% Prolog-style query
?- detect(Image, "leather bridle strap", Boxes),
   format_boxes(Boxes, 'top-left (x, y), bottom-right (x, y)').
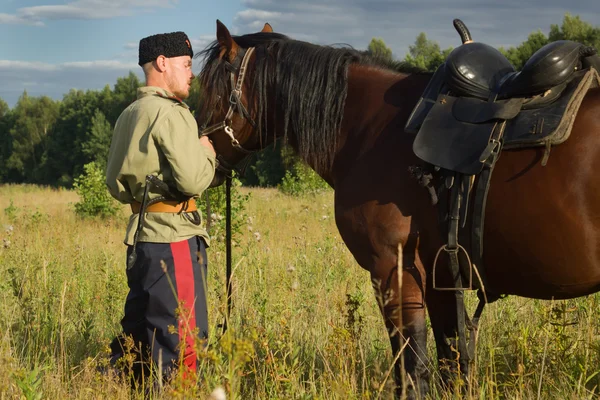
top-left (201, 47), bottom-right (256, 156)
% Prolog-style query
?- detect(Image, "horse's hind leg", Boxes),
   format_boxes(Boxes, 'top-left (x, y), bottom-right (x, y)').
top-left (426, 288), bottom-right (470, 391)
top-left (371, 243), bottom-right (429, 399)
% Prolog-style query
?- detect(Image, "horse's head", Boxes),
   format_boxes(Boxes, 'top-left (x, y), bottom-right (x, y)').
top-left (198, 20), bottom-right (283, 183)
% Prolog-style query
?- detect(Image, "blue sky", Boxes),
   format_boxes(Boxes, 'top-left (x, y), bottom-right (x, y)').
top-left (1, 0), bottom-right (599, 107)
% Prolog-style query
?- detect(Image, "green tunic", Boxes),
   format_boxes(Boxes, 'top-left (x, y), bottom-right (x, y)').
top-left (106, 86), bottom-right (216, 246)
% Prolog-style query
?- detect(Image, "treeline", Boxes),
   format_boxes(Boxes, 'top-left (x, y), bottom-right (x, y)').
top-left (0, 14), bottom-right (598, 187)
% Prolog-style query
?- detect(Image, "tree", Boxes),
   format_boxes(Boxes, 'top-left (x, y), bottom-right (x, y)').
top-left (6, 92), bottom-right (59, 182)
top-left (499, 13), bottom-right (600, 69)
top-left (0, 97), bottom-right (12, 182)
top-left (81, 109), bottom-right (112, 171)
top-left (42, 89), bottom-right (104, 186)
top-left (403, 32), bottom-right (452, 72)
top-left (367, 38), bottom-right (393, 61)
top-left (549, 13), bottom-right (600, 50)
top-left (108, 71), bottom-right (142, 124)
top-left (499, 30), bottom-right (549, 69)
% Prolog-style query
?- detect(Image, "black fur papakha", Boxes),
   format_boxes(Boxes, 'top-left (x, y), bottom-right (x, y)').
top-left (138, 31), bottom-right (193, 66)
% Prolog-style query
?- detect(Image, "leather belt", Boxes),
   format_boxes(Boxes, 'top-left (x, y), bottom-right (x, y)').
top-left (130, 199), bottom-right (197, 214)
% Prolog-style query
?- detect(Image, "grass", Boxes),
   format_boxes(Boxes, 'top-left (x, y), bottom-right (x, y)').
top-left (1, 184), bottom-right (599, 399)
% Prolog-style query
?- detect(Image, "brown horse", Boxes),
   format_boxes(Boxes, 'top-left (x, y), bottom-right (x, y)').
top-left (197, 21), bottom-right (600, 398)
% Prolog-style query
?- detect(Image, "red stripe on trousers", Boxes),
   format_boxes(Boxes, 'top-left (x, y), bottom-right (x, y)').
top-left (170, 240), bottom-right (197, 373)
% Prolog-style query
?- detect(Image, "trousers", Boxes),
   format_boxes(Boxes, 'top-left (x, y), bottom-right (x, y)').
top-left (110, 236), bottom-right (208, 381)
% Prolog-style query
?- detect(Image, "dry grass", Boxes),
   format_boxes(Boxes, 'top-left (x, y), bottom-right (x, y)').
top-left (1, 184), bottom-right (600, 399)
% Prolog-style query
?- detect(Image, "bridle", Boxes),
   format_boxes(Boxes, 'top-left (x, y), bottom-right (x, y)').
top-left (200, 47), bottom-right (258, 171)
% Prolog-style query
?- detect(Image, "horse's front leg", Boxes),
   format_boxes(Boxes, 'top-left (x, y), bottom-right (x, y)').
top-left (371, 243), bottom-right (429, 399)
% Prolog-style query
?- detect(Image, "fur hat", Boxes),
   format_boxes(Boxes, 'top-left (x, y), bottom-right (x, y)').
top-left (138, 31), bottom-right (193, 66)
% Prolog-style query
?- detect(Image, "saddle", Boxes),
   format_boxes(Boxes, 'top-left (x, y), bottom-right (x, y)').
top-left (406, 32), bottom-right (600, 299)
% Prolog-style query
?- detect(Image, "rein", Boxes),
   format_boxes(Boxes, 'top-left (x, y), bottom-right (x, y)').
top-left (201, 47), bottom-right (258, 335)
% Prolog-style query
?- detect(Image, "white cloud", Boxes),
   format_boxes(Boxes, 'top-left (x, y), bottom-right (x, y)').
top-left (0, 59), bottom-right (143, 107)
top-left (0, 0), bottom-right (179, 25)
top-left (231, 0), bottom-right (600, 59)
top-left (0, 12), bottom-right (43, 26)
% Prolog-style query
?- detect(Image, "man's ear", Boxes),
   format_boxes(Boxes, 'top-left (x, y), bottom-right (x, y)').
top-left (216, 19), bottom-right (239, 61)
top-left (154, 55), bottom-right (168, 72)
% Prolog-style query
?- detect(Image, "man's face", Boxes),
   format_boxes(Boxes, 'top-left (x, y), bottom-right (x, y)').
top-left (165, 55), bottom-right (194, 99)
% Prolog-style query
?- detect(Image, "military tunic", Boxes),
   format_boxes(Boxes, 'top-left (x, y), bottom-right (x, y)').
top-left (106, 86), bottom-right (215, 245)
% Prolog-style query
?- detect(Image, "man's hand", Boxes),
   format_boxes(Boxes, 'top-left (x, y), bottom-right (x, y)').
top-left (200, 136), bottom-right (216, 157)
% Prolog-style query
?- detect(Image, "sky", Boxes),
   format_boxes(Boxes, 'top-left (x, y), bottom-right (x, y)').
top-left (1, 0), bottom-right (599, 108)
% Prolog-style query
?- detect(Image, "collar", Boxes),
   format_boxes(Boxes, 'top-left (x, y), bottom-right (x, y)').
top-left (137, 86), bottom-right (189, 109)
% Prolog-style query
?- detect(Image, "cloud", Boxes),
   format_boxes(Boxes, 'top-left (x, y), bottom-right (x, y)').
top-left (0, 12), bottom-right (44, 26)
top-left (233, 0), bottom-right (600, 58)
top-left (0, 0), bottom-right (179, 25)
top-left (0, 59), bottom-right (142, 107)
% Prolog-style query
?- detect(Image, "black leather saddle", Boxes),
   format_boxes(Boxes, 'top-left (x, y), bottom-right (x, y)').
top-left (445, 40), bottom-right (591, 101)
top-left (407, 37), bottom-right (600, 174)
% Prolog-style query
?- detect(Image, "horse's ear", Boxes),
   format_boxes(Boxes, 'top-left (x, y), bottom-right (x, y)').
top-left (261, 23), bottom-right (273, 33)
top-left (216, 19), bottom-right (239, 59)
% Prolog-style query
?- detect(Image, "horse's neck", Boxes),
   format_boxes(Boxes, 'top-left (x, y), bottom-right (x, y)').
top-left (329, 65), bottom-right (428, 184)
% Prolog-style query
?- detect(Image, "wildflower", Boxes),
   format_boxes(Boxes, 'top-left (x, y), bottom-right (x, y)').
top-left (209, 386), bottom-right (226, 400)
top-left (3, 239), bottom-right (10, 248)
top-left (291, 280), bottom-right (299, 290)
top-left (287, 264), bottom-right (295, 272)
top-left (254, 231), bottom-right (261, 242)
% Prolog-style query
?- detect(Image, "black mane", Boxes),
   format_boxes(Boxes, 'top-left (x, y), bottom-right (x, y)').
top-left (197, 32), bottom-right (416, 174)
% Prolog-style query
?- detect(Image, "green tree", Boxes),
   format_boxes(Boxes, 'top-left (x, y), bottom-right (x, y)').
top-left (6, 92), bottom-right (59, 182)
top-left (81, 109), bottom-right (112, 171)
top-left (499, 30), bottom-right (549, 69)
top-left (108, 71), bottom-right (142, 123)
top-left (549, 13), bottom-right (600, 50)
top-left (499, 13), bottom-right (599, 69)
top-left (403, 32), bottom-right (452, 72)
top-left (0, 97), bottom-right (12, 182)
top-left (367, 38), bottom-right (393, 61)
top-left (42, 90), bottom-right (104, 186)
top-left (186, 79), bottom-right (204, 116)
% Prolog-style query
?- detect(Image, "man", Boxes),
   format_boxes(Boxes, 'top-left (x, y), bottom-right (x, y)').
top-left (105, 31), bottom-right (216, 382)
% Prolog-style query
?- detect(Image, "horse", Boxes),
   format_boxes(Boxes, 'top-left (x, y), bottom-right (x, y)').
top-left (196, 21), bottom-right (600, 399)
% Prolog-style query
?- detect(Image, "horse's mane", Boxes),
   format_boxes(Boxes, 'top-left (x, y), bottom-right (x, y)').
top-left (197, 32), bottom-right (418, 174)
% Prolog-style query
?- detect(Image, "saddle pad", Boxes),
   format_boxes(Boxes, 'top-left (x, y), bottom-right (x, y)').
top-left (504, 68), bottom-right (600, 148)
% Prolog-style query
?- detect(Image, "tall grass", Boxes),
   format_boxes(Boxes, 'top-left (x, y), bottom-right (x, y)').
top-left (1, 185), bottom-right (599, 399)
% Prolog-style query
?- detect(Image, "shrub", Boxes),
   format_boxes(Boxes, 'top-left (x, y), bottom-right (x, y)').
top-left (73, 162), bottom-right (119, 218)
top-left (279, 161), bottom-right (330, 196)
top-left (198, 175), bottom-right (249, 245)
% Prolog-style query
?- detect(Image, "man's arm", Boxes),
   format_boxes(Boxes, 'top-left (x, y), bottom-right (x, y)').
top-left (155, 108), bottom-right (216, 196)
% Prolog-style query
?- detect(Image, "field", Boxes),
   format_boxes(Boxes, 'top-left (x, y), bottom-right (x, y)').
top-left (1, 184), bottom-right (599, 399)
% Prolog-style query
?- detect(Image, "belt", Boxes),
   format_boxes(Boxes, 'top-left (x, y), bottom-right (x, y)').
top-left (130, 199), bottom-right (197, 214)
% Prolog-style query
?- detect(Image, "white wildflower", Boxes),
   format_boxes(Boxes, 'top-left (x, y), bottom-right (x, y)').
top-left (254, 231), bottom-right (261, 242)
top-left (208, 386), bottom-right (226, 400)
